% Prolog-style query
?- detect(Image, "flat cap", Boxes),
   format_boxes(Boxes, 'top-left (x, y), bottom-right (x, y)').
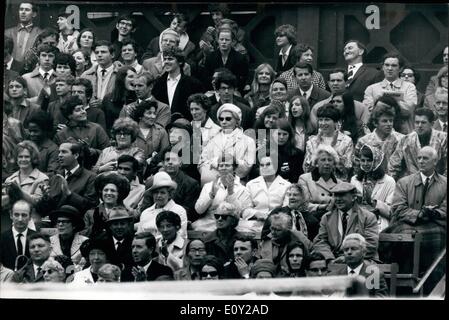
top-left (331, 182), bottom-right (356, 194)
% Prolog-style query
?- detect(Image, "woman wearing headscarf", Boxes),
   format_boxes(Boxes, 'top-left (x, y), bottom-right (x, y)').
top-left (350, 144), bottom-right (396, 232)
top-left (198, 103), bottom-right (256, 186)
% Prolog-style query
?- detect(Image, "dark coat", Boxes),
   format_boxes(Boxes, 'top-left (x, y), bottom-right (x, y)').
top-left (0, 228), bottom-right (36, 270)
top-left (275, 45), bottom-right (300, 75)
top-left (346, 65), bottom-right (382, 102)
top-left (104, 235), bottom-right (134, 270)
top-left (152, 73), bottom-right (204, 120)
top-left (121, 258), bottom-right (174, 282)
top-left (204, 229), bottom-right (239, 264)
top-left (11, 260), bottom-right (45, 283)
top-left (289, 85), bottom-right (331, 109)
top-left (9, 59), bottom-right (25, 75)
top-left (37, 139), bottom-right (59, 176)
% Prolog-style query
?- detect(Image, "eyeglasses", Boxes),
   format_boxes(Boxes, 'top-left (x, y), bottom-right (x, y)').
top-left (116, 131), bottom-right (131, 137)
top-left (400, 73), bottom-right (414, 78)
top-left (119, 21), bottom-right (133, 27)
top-left (201, 271), bottom-right (218, 277)
top-left (190, 248), bottom-right (206, 254)
top-left (56, 220), bottom-right (72, 225)
top-left (218, 117), bottom-right (233, 122)
top-left (42, 269), bottom-right (57, 275)
top-left (214, 214), bottom-right (229, 220)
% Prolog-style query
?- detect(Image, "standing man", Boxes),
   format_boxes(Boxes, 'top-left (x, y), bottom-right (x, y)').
top-left (56, 11), bottom-right (79, 54)
top-left (274, 24), bottom-right (299, 75)
top-left (5, 2), bottom-right (42, 62)
top-left (431, 87), bottom-right (448, 133)
top-left (4, 36), bottom-right (25, 74)
top-left (363, 52), bottom-right (418, 134)
top-left (112, 15), bottom-right (137, 61)
top-left (343, 40), bottom-right (380, 102)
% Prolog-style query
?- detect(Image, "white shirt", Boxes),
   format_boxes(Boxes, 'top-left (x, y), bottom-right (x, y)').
top-left (347, 263), bottom-right (363, 276)
top-left (143, 260), bottom-right (152, 274)
top-left (113, 236), bottom-right (123, 250)
top-left (438, 119), bottom-right (447, 130)
top-left (5, 57), bottom-right (13, 70)
top-left (279, 45), bottom-right (293, 65)
top-left (65, 164), bottom-right (80, 179)
top-left (299, 85), bottom-right (314, 100)
top-left (97, 64), bottom-right (114, 99)
top-left (167, 73), bottom-right (181, 108)
top-left (12, 228), bottom-right (28, 255)
top-left (39, 68), bottom-right (54, 80)
top-left (348, 62), bottom-right (363, 77)
top-left (420, 172), bottom-right (434, 185)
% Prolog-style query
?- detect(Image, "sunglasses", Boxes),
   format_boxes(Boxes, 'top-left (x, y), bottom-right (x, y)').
top-left (400, 73), bottom-right (414, 77)
top-left (214, 214), bottom-right (229, 220)
top-left (201, 271), bottom-right (218, 277)
top-left (116, 131), bottom-right (131, 136)
top-left (218, 117), bottom-right (233, 122)
top-left (56, 220), bottom-right (71, 225)
top-left (42, 269), bottom-right (57, 275)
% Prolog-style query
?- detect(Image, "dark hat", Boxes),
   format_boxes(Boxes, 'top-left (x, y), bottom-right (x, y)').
top-left (50, 205), bottom-right (85, 233)
top-left (250, 259), bottom-right (276, 277)
top-left (94, 172), bottom-right (130, 204)
top-left (80, 238), bottom-right (113, 260)
top-left (331, 182), bottom-right (356, 194)
top-left (166, 117), bottom-right (193, 137)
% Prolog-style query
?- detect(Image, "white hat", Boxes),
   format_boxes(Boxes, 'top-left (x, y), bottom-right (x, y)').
top-left (149, 172), bottom-right (178, 191)
top-left (217, 103), bottom-right (242, 126)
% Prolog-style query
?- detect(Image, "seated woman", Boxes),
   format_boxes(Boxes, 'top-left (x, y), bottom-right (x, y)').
top-left (400, 65), bottom-right (424, 107)
top-left (4, 76), bottom-right (39, 123)
top-left (199, 255), bottom-right (224, 280)
top-left (303, 104), bottom-right (353, 181)
top-left (255, 78), bottom-right (289, 119)
top-left (278, 241), bottom-right (308, 278)
top-left (350, 144), bottom-right (396, 232)
top-left (194, 153), bottom-right (251, 232)
top-left (92, 117), bottom-right (145, 175)
top-left (188, 93), bottom-right (220, 148)
top-left (137, 172), bottom-right (187, 241)
top-left (288, 95), bottom-right (314, 152)
top-left (97, 264), bottom-right (122, 283)
top-left (252, 104), bottom-right (283, 153)
top-left (72, 238), bottom-right (112, 284)
top-left (244, 63), bottom-right (276, 111)
top-left (241, 155), bottom-right (290, 233)
top-left (174, 239), bottom-right (207, 280)
top-left (298, 145), bottom-right (343, 220)
top-left (198, 103), bottom-right (256, 186)
top-left (424, 66), bottom-right (448, 111)
top-left (155, 210), bottom-right (187, 272)
top-left (41, 258), bottom-right (68, 283)
top-left (49, 205), bottom-right (88, 267)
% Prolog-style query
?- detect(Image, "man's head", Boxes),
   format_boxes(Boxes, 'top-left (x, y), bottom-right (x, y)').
top-left (94, 40), bottom-right (114, 68)
top-left (57, 12), bottom-right (72, 32)
top-left (18, 2), bottom-right (37, 24)
top-left (163, 148), bottom-right (183, 176)
top-left (187, 239), bottom-right (207, 268)
top-left (54, 75), bottom-right (74, 98)
top-left (217, 27), bottom-right (234, 53)
top-left (107, 206), bottom-right (133, 240)
top-left (116, 15), bottom-right (136, 38)
top-left (133, 72), bottom-right (156, 99)
top-left (37, 44), bottom-right (58, 71)
top-left (327, 69), bottom-right (347, 94)
top-left (293, 62), bottom-right (313, 91)
top-left (216, 71), bottom-right (237, 103)
top-left (342, 233), bottom-right (366, 269)
top-left (414, 108), bottom-right (435, 137)
top-left (332, 182), bottom-right (357, 212)
top-left (55, 52), bottom-right (76, 77)
top-left (160, 29), bottom-right (180, 52)
top-left (38, 28), bottom-right (59, 47)
top-left (371, 97), bottom-right (397, 136)
top-left (382, 52), bottom-right (404, 82)
top-left (162, 47), bottom-right (183, 74)
top-left (274, 24), bottom-right (297, 48)
top-left (71, 78), bottom-right (93, 105)
top-left (343, 40), bottom-right (366, 65)
top-left (58, 141), bottom-right (80, 170)
top-left (117, 154), bottom-right (138, 182)
top-left (132, 232), bottom-right (156, 266)
top-left (443, 46), bottom-right (448, 66)
top-left (306, 252), bottom-right (328, 277)
top-left (10, 200), bottom-right (32, 233)
top-left (233, 236), bottom-right (257, 264)
top-left (434, 87), bottom-right (448, 119)
top-left (121, 39), bottom-right (139, 63)
top-left (28, 233), bottom-right (52, 265)
top-left (269, 213), bottom-right (291, 242)
top-left (208, 4), bottom-right (229, 26)
top-left (417, 146), bottom-right (438, 176)
top-left (60, 95), bottom-right (86, 123)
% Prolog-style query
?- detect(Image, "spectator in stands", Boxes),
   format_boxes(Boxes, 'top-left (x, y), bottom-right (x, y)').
top-left (83, 172), bottom-right (130, 238)
top-left (188, 93), bottom-right (221, 148)
top-left (400, 65), bottom-right (423, 107)
top-left (5, 140), bottom-right (49, 207)
top-left (155, 210), bottom-right (187, 272)
top-left (350, 144), bottom-right (395, 232)
top-left (245, 63), bottom-right (276, 110)
top-left (174, 239), bottom-right (207, 280)
top-left (137, 172), bottom-right (188, 240)
top-left (4, 36), bottom-right (25, 74)
top-left (423, 66), bottom-right (448, 111)
top-left (4, 76), bottom-right (39, 123)
top-left (198, 104), bottom-right (256, 186)
top-left (254, 78), bottom-right (290, 118)
top-left (223, 236), bottom-right (258, 279)
top-left (12, 233), bottom-right (52, 283)
top-left (41, 257), bottom-right (68, 283)
top-left (356, 96), bottom-right (405, 171)
top-left (56, 11), bottom-right (79, 54)
top-left (303, 104), bottom-right (353, 180)
top-left (97, 263), bottom-right (122, 282)
top-left (0, 263), bottom-right (14, 282)
top-left (47, 74), bottom-right (74, 130)
top-left (312, 182), bottom-right (379, 263)
top-left (112, 15), bottom-right (137, 61)
top-left (22, 28), bottom-right (59, 75)
top-left (431, 87), bottom-right (448, 133)
top-left (288, 95), bottom-right (314, 151)
top-left (76, 28), bottom-right (97, 66)
top-left (299, 145), bottom-right (343, 220)
top-left (152, 47), bottom-right (204, 120)
top-left (425, 46), bottom-right (448, 97)
top-left (92, 118), bottom-right (145, 175)
top-left (250, 259), bottom-right (277, 279)
top-left (117, 155), bottom-right (145, 212)
top-left (388, 108), bottom-right (447, 180)
top-left (328, 233), bottom-right (388, 297)
top-left (199, 255), bottom-right (224, 280)
top-left (279, 44), bottom-right (326, 91)
top-left (279, 241), bottom-right (308, 278)
top-left (202, 202), bottom-right (242, 264)
top-left (5, 2), bottom-right (42, 63)
top-left (363, 52), bottom-right (418, 134)
top-left (0, 200), bottom-right (36, 270)
top-left (252, 104), bottom-right (283, 155)
top-left (120, 39), bottom-right (143, 74)
top-left (343, 40), bottom-right (380, 102)
top-left (49, 205), bottom-right (88, 266)
top-left (72, 49), bottom-right (91, 78)
top-left (305, 251), bottom-right (328, 277)
top-left (274, 24), bottom-right (298, 75)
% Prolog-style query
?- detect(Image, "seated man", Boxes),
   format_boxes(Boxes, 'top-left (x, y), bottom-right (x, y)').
top-left (305, 251), bottom-right (329, 277)
top-left (312, 182), bottom-right (379, 263)
top-left (328, 233), bottom-right (388, 298)
top-left (116, 155), bottom-right (145, 213)
top-left (223, 235), bottom-right (258, 279)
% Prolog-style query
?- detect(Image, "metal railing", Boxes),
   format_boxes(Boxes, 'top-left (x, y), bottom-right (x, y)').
top-left (413, 248), bottom-right (446, 295)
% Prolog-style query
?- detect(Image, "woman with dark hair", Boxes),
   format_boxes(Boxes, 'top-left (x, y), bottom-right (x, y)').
top-left (4, 76), bottom-right (39, 123)
top-left (101, 65), bottom-right (138, 133)
top-left (288, 95), bottom-right (314, 152)
top-left (350, 144), bottom-right (395, 232)
top-left (174, 239), bottom-right (207, 280)
top-left (271, 118), bottom-right (304, 183)
top-left (279, 241), bottom-right (308, 278)
top-left (188, 93), bottom-right (220, 147)
top-left (255, 78), bottom-right (289, 120)
top-left (77, 28), bottom-right (97, 65)
top-left (24, 110), bottom-right (59, 176)
top-left (199, 255), bottom-right (224, 280)
top-left (92, 117), bottom-right (145, 175)
top-left (129, 100), bottom-right (169, 160)
top-left (400, 65), bottom-right (423, 107)
top-left (253, 104), bottom-right (284, 154)
top-left (82, 172), bottom-right (131, 238)
top-left (244, 63), bottom-right (276, 110)
top-left (72, 49), bottom-right (91, 78)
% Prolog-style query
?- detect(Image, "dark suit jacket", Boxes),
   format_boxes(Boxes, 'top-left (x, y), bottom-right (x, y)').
top-left (275, 45), bottom-right (299, 75)
top-left (346, 65), bottom-right (382, 102)
top-left (104, 235), bottom-right (134, 270)
top-left (0, 228), bottom-right (36, 270)
top-left (11, 260), bottom-right (45, 283)
top-left (328, 262), bottom-right (389, 297)
top-left (121, 258), bottom-right (174, 282)
top-left (9, 59), bottom-right (25, 74)
top-left (204, 229), bottom-right (239, 264)
top-left (209, 100), bottom-right (254, 130)
top-left (5, 25), bottom-right (42, 62)
top-left (204, 48), bottom-right (249, 94)
top-left (289, 85), bottom-right (331, 109)
top-left (152, 73), bottom-right (204, 120)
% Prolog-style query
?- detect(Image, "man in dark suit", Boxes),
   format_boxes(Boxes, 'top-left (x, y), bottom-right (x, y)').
top-left (328, 233), bottom-right (388, 297)
top-left (223, 236), bottom-right (258, 279)
top-left (123, 232), bottom-right (173, 281)
top-left (289, 62), bottom-right (331, 109)
top-left (5, 2), bottom-right (42, 63)
top-left (274, 24), bottom-right (299, 75)
top-left (204, 27), bottom-right (249, 95)
top-left (152, 47), bottom-right (204, 121)
top-left (0, 200), bottom-right (36, 270)
top-left (343, 40), bottom-right (381, 102)
top-left (11, 233), bottom-right (51, 283)
top-left (4, 36), bottom-right (25, 74)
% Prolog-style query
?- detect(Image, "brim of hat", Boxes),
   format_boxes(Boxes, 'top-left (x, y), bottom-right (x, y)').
top-left (149, 182), bottom-right (177, 191)
top-left (106, 216), bottom-right (134, 223)
top-left (50, 210), bottom-right (85, 232)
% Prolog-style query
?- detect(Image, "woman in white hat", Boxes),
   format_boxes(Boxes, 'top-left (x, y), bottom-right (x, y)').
top-left (136, 172), bottom-right (187, 240)
top-left (198, 103), bottom-right (256, 186)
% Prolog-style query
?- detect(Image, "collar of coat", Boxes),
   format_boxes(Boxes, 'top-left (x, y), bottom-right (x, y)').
top-left (311, 167), bottom-right (338, 183)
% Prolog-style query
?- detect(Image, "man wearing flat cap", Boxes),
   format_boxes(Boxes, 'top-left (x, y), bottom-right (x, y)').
top-left (312, 182), bottom-right (379, 264)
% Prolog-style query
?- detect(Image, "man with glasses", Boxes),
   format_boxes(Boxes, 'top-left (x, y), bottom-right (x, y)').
top-left (112, 15), bottom-right (137, 62)
top-left (363, 52), bottom-right (418, 134)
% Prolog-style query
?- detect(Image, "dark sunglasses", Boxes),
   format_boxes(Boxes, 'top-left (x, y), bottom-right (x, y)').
top-left (201, 271), bottom-right (218, 277)
top-left (218, 116), bottom-right (233, 122)
top-left (42, 269), bottom-right (57, 275)
top-left (214, 214), bottom-right (229, 220)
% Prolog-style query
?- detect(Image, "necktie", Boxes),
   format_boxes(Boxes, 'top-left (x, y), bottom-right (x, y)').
top-left (347, 65), bottom-right (355, 80)
top-left (342, 212), bottom-right (348, 236)
top-left (349, 270), bottom-right (355, 276)
top-left (101, 69), bottom-right (107, 78)
top-left (421, 177), bottom-right (430, 207)
top-left (17, 233), bottom-right (24, 256)
top-left (442, 123), bottom-right (447, 132)
top-left (65, 170), bottom-right (72, 180)
top-left (293, 210), bottom-right (308, 238)
top-left (43, 72), bottom-right (49, 82)
top-left (36, 267), bottom-right (43, 278)
top-left (116, 241), bottom-right (123, 253)
top-left (282, 53), bottom-right (288, 66)
top-left (302, 92), bottom-right (307, 98)
top-left (390, 82), bottom-right (394, 90)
